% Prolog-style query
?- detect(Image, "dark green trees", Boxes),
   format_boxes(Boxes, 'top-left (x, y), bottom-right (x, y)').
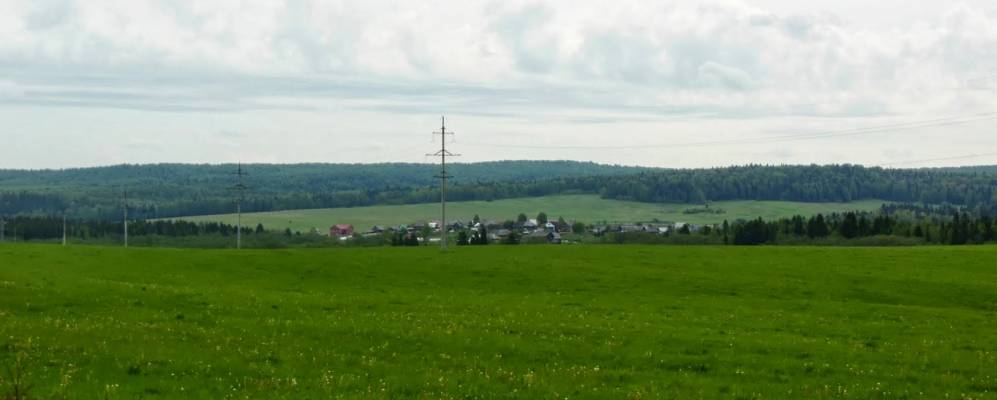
top-left (807, 214), bottom-right (830, 238)
top-left (536, 212), bottom-right (548, 225)
top-left (840, 213), bottom-right (860, 239)
top-left (733, 218), bottom-right (774, 245)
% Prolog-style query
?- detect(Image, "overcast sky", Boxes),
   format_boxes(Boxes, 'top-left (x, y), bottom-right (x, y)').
top-left (1, 0), bottom-right (996, 169)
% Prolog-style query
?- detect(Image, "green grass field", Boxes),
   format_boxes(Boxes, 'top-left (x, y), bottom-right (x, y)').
top-left (177, 195), bottom-right (887, 232)
top-left (1, 244), bottom-right (995, 398)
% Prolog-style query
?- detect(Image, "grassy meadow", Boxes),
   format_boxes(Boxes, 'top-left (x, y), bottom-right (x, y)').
top-left (1, 244), bottom-right (995, 399)
top-left (176, 195), bottom-right (887, 232)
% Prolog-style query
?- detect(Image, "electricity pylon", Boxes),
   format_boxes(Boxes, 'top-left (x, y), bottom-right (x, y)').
top-left (427, 116), bottom-right (458, 250)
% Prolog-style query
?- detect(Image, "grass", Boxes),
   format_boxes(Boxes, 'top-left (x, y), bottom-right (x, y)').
top-left (1, 243), bottom-right (995, 398)
top-left (175, 195), bottom-right (887, 232)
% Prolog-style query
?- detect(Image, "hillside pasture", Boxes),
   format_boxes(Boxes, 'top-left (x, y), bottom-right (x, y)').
top-left (175, 195), bottom-right (886, 232)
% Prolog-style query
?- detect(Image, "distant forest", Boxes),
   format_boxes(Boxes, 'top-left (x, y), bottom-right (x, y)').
top-left (1, 162), bottom-right (995, 219)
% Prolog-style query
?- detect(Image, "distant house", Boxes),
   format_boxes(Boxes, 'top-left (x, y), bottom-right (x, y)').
top-left (547, 231), bottom-right (562, 244)
top-left (556, 221), bottom-right (573, 233)
top-left (591, 225), bottom-right (617, 236)
top-left (544, 222), bottom-right (557, 232)
top-left (620, 224), bottom-right (643, 233)
top-left (525, 230), bottom-right (562, 244)
top-left (523, 219), bottom-right (539, 230)
top-left (330, 224), bottom-right (354, 237)
top-left (428, 221), bottom-right (440, 230)
top-left (369, 225), bottom-right (386, 234)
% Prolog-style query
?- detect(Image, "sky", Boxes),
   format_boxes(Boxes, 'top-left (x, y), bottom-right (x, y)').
top-left (1, 0), bottom-right (996, 169)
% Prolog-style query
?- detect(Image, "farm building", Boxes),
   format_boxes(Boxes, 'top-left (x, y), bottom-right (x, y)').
top-left (526, 230), bottom-right (562, 244)
top-left (330, 224), bottom-right (354, 237)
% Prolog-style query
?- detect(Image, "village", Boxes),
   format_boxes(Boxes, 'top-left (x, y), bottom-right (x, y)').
top-left (326, 215), bottom-right (707, 244)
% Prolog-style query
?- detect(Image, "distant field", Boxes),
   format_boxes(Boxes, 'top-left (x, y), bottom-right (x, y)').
top-left (176, 195), bottom-right (887, 232)
top-left (1, 244), bottom-right (995, 398)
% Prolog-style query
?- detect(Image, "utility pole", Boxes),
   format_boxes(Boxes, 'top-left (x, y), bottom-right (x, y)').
top-left (428, 116), bottom-right (458, 250)
top-left (233, 163), bottom-right (248, 250)
top-left (62, 214), bottom-right (67, 246)
top-left (122, 190), bottom-right (129, 248)
top-left (0, 216), bottom-right (5, 242)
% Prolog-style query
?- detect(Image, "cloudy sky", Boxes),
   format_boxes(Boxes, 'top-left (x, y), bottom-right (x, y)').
top-left (1, 0), bottom-right (996, 169)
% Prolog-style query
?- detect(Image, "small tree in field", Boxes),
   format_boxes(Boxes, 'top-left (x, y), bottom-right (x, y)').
top-left (536, 212), bottom-right (548, 225)
top-left (722, 220), bottom-right (729, 245)
top-left (472, 227), bottom-right (489, 245)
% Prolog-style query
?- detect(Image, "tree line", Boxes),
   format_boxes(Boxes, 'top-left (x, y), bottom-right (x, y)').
top-left (0, 216), bottom-right (261, 241)
top-left (659, 210), bottom-right (995, 246)
top-left (0, 161), bottom-right (646, 219)
top-left (2, 164), bottom-right (996, 220)
top-left (3, 207), bottom-right (994, 248)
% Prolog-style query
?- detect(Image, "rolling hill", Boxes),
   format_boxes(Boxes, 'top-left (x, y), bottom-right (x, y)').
top-left (2, 162), bottom-right (994, 220)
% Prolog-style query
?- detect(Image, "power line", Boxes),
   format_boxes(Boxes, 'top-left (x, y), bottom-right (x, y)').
top-left (878, 153), bottom-right (997, 167)
top-left (460, 112), bottom-right (997, 150)
top-left (232, 163), bottom-right (249, 250)
top-left (122, 190), bottom-right (129, 248)
top-left (428, 116), bottom-right (458, 250)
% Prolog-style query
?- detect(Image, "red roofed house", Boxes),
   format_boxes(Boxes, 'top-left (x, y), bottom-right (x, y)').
top-left (330, 224), bottom-right (354, 237)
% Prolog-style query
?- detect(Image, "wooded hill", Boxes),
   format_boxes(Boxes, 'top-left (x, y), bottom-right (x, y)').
top-left (1, 162), bottom-right (995, 219)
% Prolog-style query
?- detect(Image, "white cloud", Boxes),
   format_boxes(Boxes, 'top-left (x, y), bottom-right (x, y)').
top-left (0, 0), bottom-right (996, 168)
